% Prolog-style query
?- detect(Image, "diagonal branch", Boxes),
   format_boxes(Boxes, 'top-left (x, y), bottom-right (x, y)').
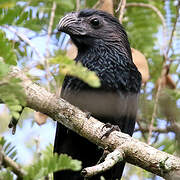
top-left (7, 67), bottom-right (180, 179)
top-left (1, 150), bottom-right (26, 179)
top-left (116, 0), bottom-right (127, 23)
top-left (3, 25), bottom-right (45, 64)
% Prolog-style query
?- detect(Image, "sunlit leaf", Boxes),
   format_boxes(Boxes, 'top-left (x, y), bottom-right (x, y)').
top-left (24, 153), bottom-right (81, 180)
top-left (0, 30), bottom-right (17, 65)
top-left (51, 55), bottom-right (101, 88)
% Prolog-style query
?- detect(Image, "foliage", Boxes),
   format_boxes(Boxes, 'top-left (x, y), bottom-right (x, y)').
top-left (0, 30), bottom-right (17, 65)
top-left (0, 137), bottom-right (17, 179)
top-left (0, 0), bottom-right (179, 180)
top-left (51, 54), bottom-right (101, 88)
top-left (0, 30), bottom-right (26, 120)
top-left (24, 144), bottom-right (81, 180)
top-left (0, 168), bottom-right (14, 180)
top-left (0, 139), bottom-right (81, 180)
top-left (0, 136), bottom-right (18, 161)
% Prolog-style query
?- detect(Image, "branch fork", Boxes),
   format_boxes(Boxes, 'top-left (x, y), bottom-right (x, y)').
top-left (3, 67), bottom-right (180, 179)
top-left (82, 148), bottom-right (124, 177)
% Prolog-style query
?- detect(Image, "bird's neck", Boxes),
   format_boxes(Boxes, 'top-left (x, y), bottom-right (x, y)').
top-left (75, 42), bottom-right (141, 93)
top-left (76, 41), bottom-right (133, 67)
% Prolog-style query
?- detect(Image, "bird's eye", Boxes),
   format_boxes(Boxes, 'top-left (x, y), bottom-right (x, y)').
top-left (90, 18), bottom-right (100, 26)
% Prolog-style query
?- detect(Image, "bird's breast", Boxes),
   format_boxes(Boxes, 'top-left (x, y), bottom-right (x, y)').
top-left (62, 85), bottom-right (138, 120)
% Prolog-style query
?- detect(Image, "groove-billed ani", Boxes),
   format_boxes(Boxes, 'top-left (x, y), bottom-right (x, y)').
top-left (54, 9), bottom-right (141, 180)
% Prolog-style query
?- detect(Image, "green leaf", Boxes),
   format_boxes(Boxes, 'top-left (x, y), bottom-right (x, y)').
top-left (0, 168), bottom-right (13, 180)
top-left (0, 0), bottom-right (16, 9)
top-left (51, 55), bottom-right (101, 88)
top-left (0, 136), bottom-right (18, 161)
top-left (0, 61), bottom-right (10, 78)
top-left (0, 76), bottom-right (26, 119)
top-left (0, 30), bottom-right (17, 65)
top-left (0, 2), bottom-right (15, 9)
top-left (24, 153), bottom-right (81, 180)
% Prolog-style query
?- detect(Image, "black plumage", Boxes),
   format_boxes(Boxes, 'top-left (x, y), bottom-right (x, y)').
top-left (54, 9), bottom-right (141, 180)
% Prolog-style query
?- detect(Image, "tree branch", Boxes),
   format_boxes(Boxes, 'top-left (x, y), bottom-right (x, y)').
top-left (116, 0), bottom-right (126, 23)
top-left (125, 3), bottom-right (166, 31)
top-left (82, 149), bottom-right (124, 177)
top-left (7, 67), bottom-right (180, 179)
top-left (3, 25), bottom-right (45, 64)
top-left (76, 0), bottom-right (80, 11)
top-left (147, 3), bottom-right (180, 144)
top-left (1, 151), bottom-right (26, 179)
top-left (45, 1), bottom-right (57, 92)
top-left (125, 2), bottom-right (180, 145)
top-left (125, 2), bottom-right (167, 56)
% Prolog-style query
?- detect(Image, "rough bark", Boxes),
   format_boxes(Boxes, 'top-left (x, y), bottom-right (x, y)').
top-left (7, 67), bottom-right (180, 179)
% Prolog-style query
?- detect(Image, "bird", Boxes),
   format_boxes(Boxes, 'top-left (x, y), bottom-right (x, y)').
top-left (54, 9), bottom-right (142, 180)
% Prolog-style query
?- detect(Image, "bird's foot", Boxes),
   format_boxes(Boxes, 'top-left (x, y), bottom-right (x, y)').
top-left (101, 123), bottom-right (121, 139)
top-left (85, 111), bottom-right (91, 119)
top-left (97, 147), bottom-right (110, 164)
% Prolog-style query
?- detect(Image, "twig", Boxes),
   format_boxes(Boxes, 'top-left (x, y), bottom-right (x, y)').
top-left (125, 2), bottom-right (179, 144)
top-left (116, 0), bottom-right (127, 23)
top-left (3, 25), bottom-right (45, 64)
top-left (125, 3), bottom-right (166, 31)
top-left (82, 149), bottom-right (124, 177)
top-left (45, 1), bottom-right (56, 58)
top-left (35, 136), bottom-right (42, 160)
top-left (29, 31), bottom-right (58, 40)
top-left (76, 0), bottom-right (80, 11)
top-left (135, 124), bottom-right (180, 134)
top-left (125, 2), bottom-right (167, 55)
top-left (115, 0), bottom-right (122, 13)
top-left (147, 3), bottom-right (180, 144)
top-left (93, 0), bottom-right (101, 9)
top-left (147, 83), bottom-right (161, 144)
top-left (166, 1), bottom-right (180, 59)
top-left (45, 1), bottom-right (57, 91)
top-left (1, 151), bottom-right (26, 179)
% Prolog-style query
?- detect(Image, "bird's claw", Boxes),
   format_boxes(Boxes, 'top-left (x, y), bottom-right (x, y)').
top-left (97, 147), bottom-right (110, 164)
top-left (85, 111), bottom-right (91, 119)
top-left (101, 123), bottom-right (121, 139)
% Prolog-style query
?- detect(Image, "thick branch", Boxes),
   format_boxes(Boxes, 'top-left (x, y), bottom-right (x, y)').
top-left (8, 67), bottom-right (180, 179)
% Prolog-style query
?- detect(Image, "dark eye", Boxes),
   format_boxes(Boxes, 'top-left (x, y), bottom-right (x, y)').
top-left (90, 18), bottom-right (100, 26)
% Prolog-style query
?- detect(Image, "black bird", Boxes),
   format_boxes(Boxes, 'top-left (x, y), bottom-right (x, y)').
top-left (54, 9), bottom-right (141, 180)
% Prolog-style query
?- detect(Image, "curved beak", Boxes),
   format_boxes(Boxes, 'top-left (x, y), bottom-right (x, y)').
top-left (57, 12), bottom-right (86, 36)
top-left (58, 12), bottom-right (78, 32)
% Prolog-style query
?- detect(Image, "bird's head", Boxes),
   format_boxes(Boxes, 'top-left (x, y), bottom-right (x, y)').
top-left (58, 9), bottom-right (131, 57)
